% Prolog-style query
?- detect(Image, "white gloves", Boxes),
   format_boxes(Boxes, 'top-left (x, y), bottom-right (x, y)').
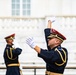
top-left (46, 16), bottom-right (56, 23)
top-left (26, 37), bottom-right (36, 49)
top-left (13, 40), bottom-right (21, 48)
top-left (50, 17), bottom-right (56, 23)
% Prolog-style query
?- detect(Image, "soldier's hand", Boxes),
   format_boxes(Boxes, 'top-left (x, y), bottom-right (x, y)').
top-left (26, 37), bottom-right (36, 49)
top-left (13, 40), bottom-right (21, 48)
top-left (50, 16), bottom-right (56, 23)
top-left (47, 17), bottom-right (56, 28)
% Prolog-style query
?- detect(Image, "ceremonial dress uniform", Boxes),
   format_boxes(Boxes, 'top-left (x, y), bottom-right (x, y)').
top-left (38, 28), bottom-right (68, 75)
top-left (26, 20), bottom-right (68, 75)
top-left (3, 34), bottom-right (22, 75)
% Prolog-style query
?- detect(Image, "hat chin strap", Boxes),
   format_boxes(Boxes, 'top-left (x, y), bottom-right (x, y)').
top-left (56, 36), bottom-right (63, 42)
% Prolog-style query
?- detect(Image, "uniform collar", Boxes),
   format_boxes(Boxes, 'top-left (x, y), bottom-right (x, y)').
top-left (6, 44), bottom-right (12, 47)
top-left (51, 45), bottom-right (62, 51)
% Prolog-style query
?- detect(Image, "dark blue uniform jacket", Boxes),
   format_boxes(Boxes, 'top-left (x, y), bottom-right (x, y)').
top-left (3, 44), bottom-right (22, 75)
top-left (38, 28), bottom-right (68, 74)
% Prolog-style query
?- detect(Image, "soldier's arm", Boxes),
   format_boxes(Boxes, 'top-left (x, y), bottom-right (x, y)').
top-left (12, 48), bottom-right (22, 55)
top-left (34, 46), bottom-right (41, 53)
top-left (44, 20), bottom-right (52, 50)
top-left (47, 20), bottom-right (52, 28)
top-left (30, 20), bottom-right (52, 53)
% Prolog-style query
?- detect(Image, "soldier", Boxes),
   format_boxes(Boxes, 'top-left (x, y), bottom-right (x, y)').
top-left (26, 20), bottom-right (68, 75)
top-left (3, 33), bottom-right (22, 75)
